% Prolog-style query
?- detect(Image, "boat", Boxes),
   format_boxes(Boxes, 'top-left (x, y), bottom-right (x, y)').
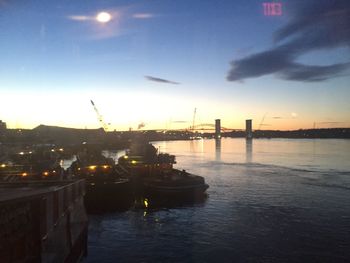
top-left (69, 148), bottom-right (133, 213)
top-left (117, 142), bottom-right (209, 205)
top-left (0, 148), bottom-right (64, 181)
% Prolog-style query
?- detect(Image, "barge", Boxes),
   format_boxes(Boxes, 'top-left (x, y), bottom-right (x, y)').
top-left (117, 142), bottom-right (209, 205)
top-left (69, 149), bottom-right (133, 213)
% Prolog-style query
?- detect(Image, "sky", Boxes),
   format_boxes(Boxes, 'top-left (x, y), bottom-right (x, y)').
top-left (0, 0), bottom-right (349, 131)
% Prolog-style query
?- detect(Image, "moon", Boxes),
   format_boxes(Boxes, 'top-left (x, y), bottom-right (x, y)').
top-left (96, 12), bottom-right (112, 23)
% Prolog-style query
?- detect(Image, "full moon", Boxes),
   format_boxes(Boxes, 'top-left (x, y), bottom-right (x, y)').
top-left (96, 12), bottom-right (112, 23)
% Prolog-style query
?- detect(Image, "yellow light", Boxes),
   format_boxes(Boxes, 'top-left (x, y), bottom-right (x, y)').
top-left (124, 155), bottom-right (128, 159)
top-left (0, 164), bottom-right (5, 168)
top-left (59, 148), bottom-right (64, 152)
top-left (96, 12), bottom-right (112, 23)
top-left (89, 165), bottom-right (97, 170)
top-left (131, 160), bottom-right (137, 164)
top-left (103, 165), bottom-right (109, 169)
top-left (43, 171), bottom-right (49, 176)
top-left (77, 167), bottom-right (81, 171)
top-left (22, 172), bottom-right (28, 177)
top-left (143, 198), bottom-right (149, 208)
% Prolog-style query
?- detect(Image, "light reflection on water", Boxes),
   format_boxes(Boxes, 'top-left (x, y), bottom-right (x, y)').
top-left (85, 138), bottom-right (350, 263)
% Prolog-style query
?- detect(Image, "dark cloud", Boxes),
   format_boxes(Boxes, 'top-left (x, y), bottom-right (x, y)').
top-left (227, 0), bottom-right (350, 82)
top-left (279, 62), bottom-right (350, 82)
top-left (145, 76), bottom-right (180, 85)
top-left (227, 45), bottom-right (294, 81)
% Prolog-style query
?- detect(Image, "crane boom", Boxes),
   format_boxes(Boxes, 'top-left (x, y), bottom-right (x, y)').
top-left (90, 100), bottom-right (108, 131)
top-left (192, 107), bottom-right (196, 132)
top-left (258, 112), bottom-right (268, 130)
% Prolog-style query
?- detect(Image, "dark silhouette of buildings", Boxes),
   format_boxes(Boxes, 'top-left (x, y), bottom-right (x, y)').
top-left (0, 120), bottom-right (6, 131)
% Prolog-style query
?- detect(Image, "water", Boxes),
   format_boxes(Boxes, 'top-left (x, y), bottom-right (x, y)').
top-left (85, 138), bottom-right (350, 262)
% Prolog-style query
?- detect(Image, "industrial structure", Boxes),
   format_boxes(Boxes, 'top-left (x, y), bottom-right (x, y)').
top-left (246, 119), bottom-right (253, 139)
top-left (90, 100), bottom-right (109, 132)
top-left (0, 120), bottom-right (6, 131)
top-left (215, 119), bottom-right (221, 139)
top-left (0, 180), bottom-right (88, 262)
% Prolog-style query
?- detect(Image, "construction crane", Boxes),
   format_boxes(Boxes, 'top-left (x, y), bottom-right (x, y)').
top-left (191, 107), bottom-right (197, 132)
top-left (90, 100), bottom-right (109, 132)
top-left (258, 112), bottom-right (268, 130)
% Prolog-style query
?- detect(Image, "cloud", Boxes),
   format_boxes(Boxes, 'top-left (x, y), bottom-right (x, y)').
top-left (279, 62), bottom-right (350, 82)
top-left (132, 13), bottom-right (154, 19)
top-left (68, 15), bottom-right (91, 21)
top-left (227, 0), bottom-right (350, 82)
top-left (68, 10), bottom-right (123, 40)
top-left (227, 45), bottom-right (294, 81)
top-left (0, 0), bottom-right (8, 7)
top-left (172, 120), bottom-right (187, 123)
top-left (145, 76), bottom-right (180, 85)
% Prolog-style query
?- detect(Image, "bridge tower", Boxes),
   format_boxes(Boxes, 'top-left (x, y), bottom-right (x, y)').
top-left (215, 119), bottom-right (221, 139)
top-left (246, 119), bottom-right (253, 139)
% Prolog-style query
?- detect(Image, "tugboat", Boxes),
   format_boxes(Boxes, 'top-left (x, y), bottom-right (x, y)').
top-left (0, 148), bottom-right (64, 181)
top-left (69, 148), bottom-right (133, 213)
top-left (117, 142), bottom-right (209, 205)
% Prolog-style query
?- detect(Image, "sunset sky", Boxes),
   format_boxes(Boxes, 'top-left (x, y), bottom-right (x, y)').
top-left (0, 0), bottom-right (349, 131)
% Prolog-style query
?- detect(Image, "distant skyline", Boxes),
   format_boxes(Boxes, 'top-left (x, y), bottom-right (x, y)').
top-left (0, 0), bottom-right (349, 131)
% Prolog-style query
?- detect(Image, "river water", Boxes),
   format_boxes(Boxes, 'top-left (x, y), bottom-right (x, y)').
top-left (85, 138), bottom-right (350, 263)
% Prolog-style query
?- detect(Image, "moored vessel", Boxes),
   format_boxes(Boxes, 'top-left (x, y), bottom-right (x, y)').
top-left (69, 148), bottom-right (133, 212)
top-left (117, 142), bottom-right (209, 205)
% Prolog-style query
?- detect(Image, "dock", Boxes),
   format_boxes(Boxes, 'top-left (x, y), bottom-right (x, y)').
top-left (0, 180), bottom-right (88, 262)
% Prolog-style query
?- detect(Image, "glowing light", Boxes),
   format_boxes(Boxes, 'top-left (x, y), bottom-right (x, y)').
top-left (89, 165), bottom-right (97, 170)
top-left (59, 148), bottom-right (64, 152)
top-left (131, 160), bottom-right (137, 164)
top-left (77, 167), bottom-right (81, 171)
top-left (19, 152), bottom-right (24, 155)
top-left (1, 164), bottom-right (6, 168)
top-left (103, 165), bottom-right (109, 169)
top-left (96, 12), bottom-right (112, 23)
top-left (22, 172), bottom-right (28, 177)
top-left (263, 2), bottom-right (282, 16)
top-left (143, 199), bottom-right (149, 208)
top-left (90, 183), bottom-right (95, 186)
top-left (51, 149), bottom-right (55, 152)
top-left (43, 171), bottom-right (49, 176)
top-left (124, 155), bottom-right (128, 159)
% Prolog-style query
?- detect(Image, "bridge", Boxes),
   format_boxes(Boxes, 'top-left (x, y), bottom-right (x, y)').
top-left (188, 123), bottom-right (243, 132)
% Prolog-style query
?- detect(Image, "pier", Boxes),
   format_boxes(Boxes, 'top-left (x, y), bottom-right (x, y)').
top-left (0, 180), bottom-right (87, 262)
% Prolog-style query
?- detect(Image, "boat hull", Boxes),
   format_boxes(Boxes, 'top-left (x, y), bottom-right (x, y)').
top-left (143, 182), bottom-right (209, 198)
top-left (84, 179), bottom-right (133, 213)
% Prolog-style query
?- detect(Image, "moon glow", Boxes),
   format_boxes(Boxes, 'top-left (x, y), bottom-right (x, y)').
top-left (96, 12), bottom-right (112, 23)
